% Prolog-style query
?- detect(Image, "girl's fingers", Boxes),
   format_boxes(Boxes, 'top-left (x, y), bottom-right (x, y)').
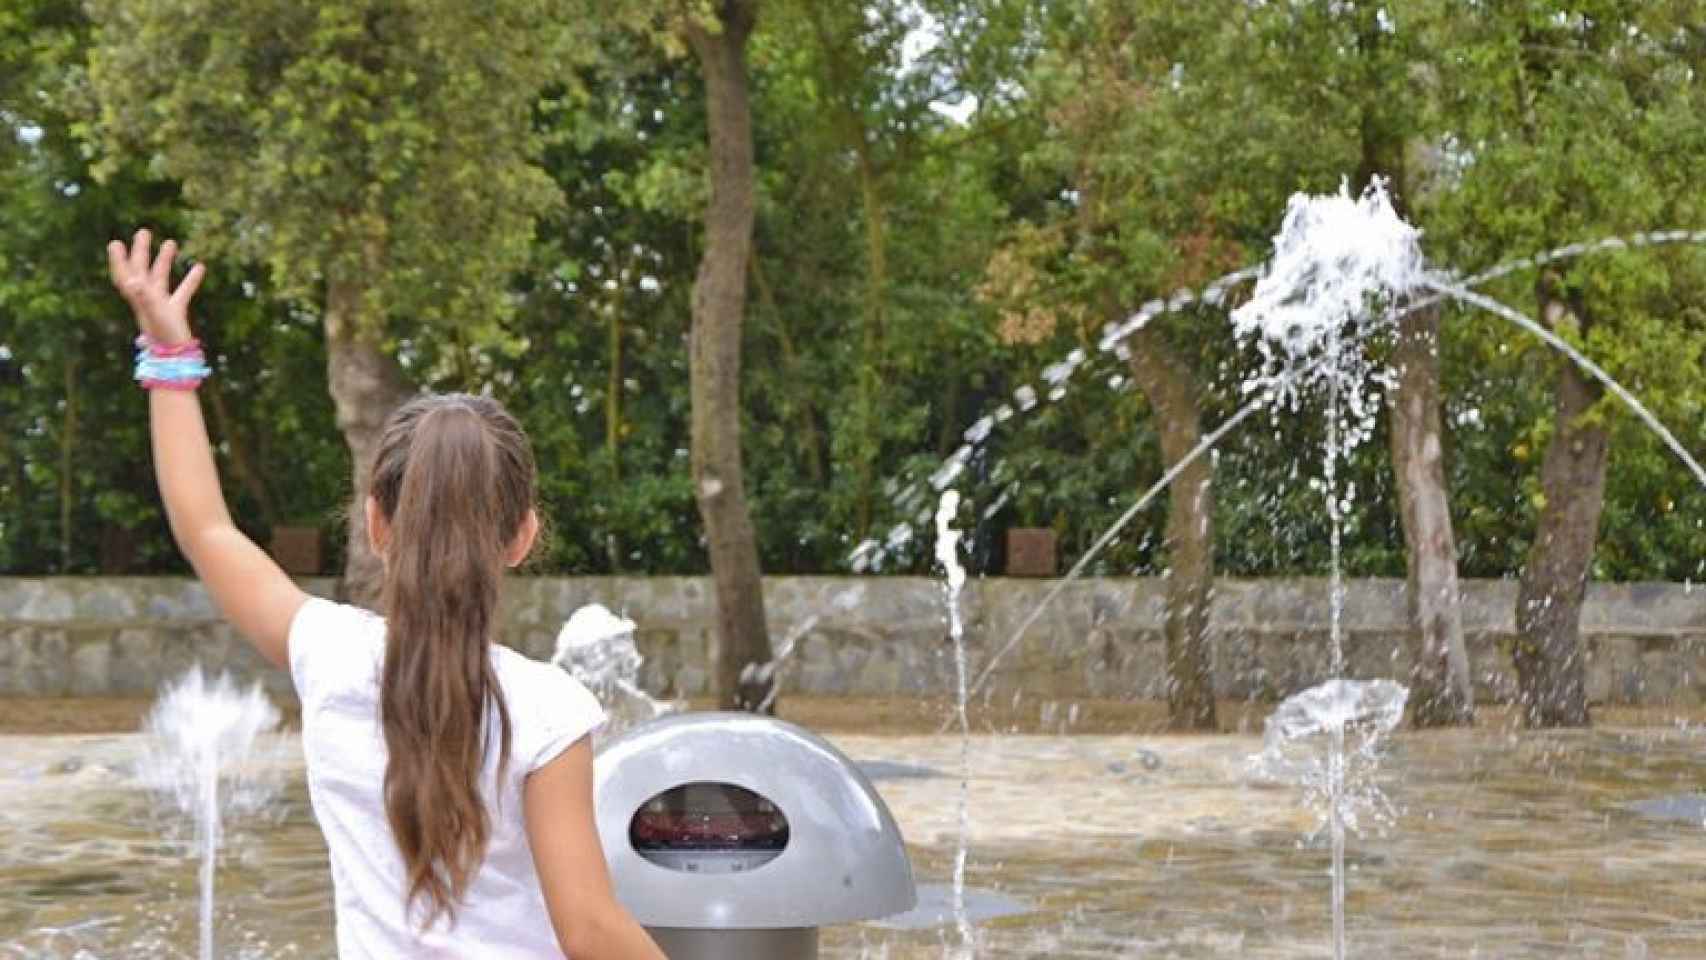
top-left (150, 239), bottom-right (178, 288)
top-left (129, 228), bottom-right (152, 275)
top-left (106, 241), bottom-right (130, 290)
top-left (171, 261), bottom-right (207, 307)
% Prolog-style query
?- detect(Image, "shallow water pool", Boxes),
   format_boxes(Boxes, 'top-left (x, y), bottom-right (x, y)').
top-left (3, 725), bottom-right (1704, 958)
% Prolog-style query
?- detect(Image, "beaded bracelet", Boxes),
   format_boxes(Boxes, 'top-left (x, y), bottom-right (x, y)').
top-left (134, 335), bottom-right (212, 390)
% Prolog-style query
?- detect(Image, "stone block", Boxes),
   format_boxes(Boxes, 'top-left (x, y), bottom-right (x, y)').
top-left (501, 581), bottom-right (548, 627)
top-left (80, 583), bottom-right (140, 621)
top-left (0, 628), bottom-right (70, 695)
top-left (68, 630), bottom-right (116, 696)
top-left (1586, 635), bottom-right (1633, 704)
top-left (1638, 651), bottom-right (1679, 702)
top-left (791, 633), bottom-right (842, 695)
top-left (854, 646), bottom-right (902, 695)
top-left (0, 581), bottom-right (33, 619)
top-left (144, 581), bottom-right (217, 622)
top-left (112, 629), bottom-right (165, 695)
top-left (673, 664), bottom-right (708, 697)
top-left (1469, 632), bottom-right (1521, 702)
top-left (523, 629), bottom-right (558, 661)
top-left (632, 629), bottom-right (678, 696)
top-left (16, 583), bottom-right (75, 622)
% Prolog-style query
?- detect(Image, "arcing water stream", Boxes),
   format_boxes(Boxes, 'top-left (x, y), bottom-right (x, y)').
top-left (917, 180), bottom-right (1706, 957)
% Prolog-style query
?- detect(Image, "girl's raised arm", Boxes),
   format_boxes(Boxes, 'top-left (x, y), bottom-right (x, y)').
top-left (108, 229), bottom-right (307, 668)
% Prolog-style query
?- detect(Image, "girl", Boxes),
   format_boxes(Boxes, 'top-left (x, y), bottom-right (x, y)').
top-left (108, 230), bottom-right (666, 960)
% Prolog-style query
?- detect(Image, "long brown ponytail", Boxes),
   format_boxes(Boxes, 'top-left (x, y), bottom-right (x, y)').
top-left (367, 393), bottom-right (537, 928)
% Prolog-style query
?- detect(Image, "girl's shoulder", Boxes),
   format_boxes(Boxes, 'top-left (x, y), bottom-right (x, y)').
top-left (287, 597), bottom-right (386, 709)
top-left (491, 645), bottom-right (608, 774)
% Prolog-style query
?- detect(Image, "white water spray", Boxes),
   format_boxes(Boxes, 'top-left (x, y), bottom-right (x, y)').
top-left (934, 490), bottom-right (976, 958)
top-left (139, 666), bottom-right (282, 960)
top-left (1230, 179), bottom-right (1427, 960)
top-left (552, 604), bottom-right (676, 734)
top-left (747, 588), bottom-right (864, 714)
top-left (1252, 678), bottom-right (1409, 960)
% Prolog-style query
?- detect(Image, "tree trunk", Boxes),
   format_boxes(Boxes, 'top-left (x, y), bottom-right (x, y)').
top-left (852, 142), bottom-right (887, 539)
top-left (1125, 326), bottom-right (1217, 731)
top-left (806, 2), bottom-right (887, 538)
top-left (606, 252), bottom-right (625, 487)
top-left (1514, 283), bottom-right (1606, 728)
top-left (1352, 102), bottom-right (1475, 727)
top-left (207, 382), bottom-right (280, 529)
top-left (324, 280), bottom-right (414, 610)
top-left (685, 2), bottom-right (775, 713)
top-left (1388, 305), bottom-right (1475, 726)
top-left (751, 254), bottom-right (826, 485)
top-left (60, 353), bottom-right (78, 572)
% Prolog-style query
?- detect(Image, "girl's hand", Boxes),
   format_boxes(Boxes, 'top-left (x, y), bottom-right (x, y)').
top-left (106, 228), bottom-right (206, 346)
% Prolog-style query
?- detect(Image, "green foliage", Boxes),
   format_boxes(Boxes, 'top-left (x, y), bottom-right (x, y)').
top-left (3, 0), bottom-right (1703, 584)
top-left (84, 0), bottom-right (567, 339)
top-left (0, 0), bottom-right (346, 574)
top-left (1424, 0), bottom-right (1706, 580)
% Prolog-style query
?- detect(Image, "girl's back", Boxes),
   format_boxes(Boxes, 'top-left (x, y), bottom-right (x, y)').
top-left (108, 228), bottom-right (665, 959)
top-left (290, 598), bottom-right (604, 958)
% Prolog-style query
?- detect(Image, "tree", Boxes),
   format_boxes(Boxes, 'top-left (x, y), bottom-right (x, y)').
top-left (502, 47), bottom-right (708, 576)
top-left (1, 0), bottom-right (352, 580)
top-left (1432, 0), bottom-right (1706, 726)
top-left (1339, 3), bottom-right (1476, 726)
top-left (1387, 300), bottom-right (1476, 725)
top-left (980, 1), bottom-right (1394, 727)
top-left (677, 1), bottom-right (774, 710)
top-left (976, 4), bottom-right (1253, 729)
top-left (86, 0), bottom-right (565, 606)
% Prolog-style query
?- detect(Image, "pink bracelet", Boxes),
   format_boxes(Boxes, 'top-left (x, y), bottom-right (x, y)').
top-left (140, 378), bottom-right (205, 391)
top-left (135, 334), bottom-right (203, 358)
top-left (134, 334), bottom-right (211, 390)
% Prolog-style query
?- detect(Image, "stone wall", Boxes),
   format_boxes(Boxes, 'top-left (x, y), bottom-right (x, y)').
top-left (2, 577), bottom-right (1702, 706)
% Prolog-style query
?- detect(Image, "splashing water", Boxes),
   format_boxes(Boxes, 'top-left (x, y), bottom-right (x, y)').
top-left (746, 588), bottom-right (865, 713)
top-left (848, 221), bottom-right (1705, 576)
top-left (138, 666), bottom-right (283, 960)
top-left (552, 604), bottom-right (677, 734)
top-left (840, 182), bottom-right (1705, 952)
top-left (934, 490), bottom-right (976, 959)
top-left (1252, 679), bottom-right (1410, 960)
top-left (959, 214), bottom-right (1706, 701)
top-left (1231, 178), bottom-right (1425, 410)
top-left (1254, 680), bottom-right (1410, 831)
top-left (1223, 179), bottom-right (1425, 960)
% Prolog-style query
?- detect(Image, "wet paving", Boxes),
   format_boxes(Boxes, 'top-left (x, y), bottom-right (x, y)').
top-left (3, 722), bottom-right (1705, 958)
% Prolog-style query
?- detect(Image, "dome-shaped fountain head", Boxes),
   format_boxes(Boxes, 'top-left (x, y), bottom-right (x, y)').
top-left (593, 712), bottom-right (916, 939)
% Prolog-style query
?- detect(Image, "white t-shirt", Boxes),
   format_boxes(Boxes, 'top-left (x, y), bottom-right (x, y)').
top-left (289, 597), bottom-right (606, 959)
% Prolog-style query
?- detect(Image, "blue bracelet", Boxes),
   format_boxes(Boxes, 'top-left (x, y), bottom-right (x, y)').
top-left (135, 356), bottom-right (213, 381)
top-left (134, 342), bottom-right (212, 388)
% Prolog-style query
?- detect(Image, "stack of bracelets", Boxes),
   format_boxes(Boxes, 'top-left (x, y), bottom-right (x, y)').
top-left (134, 335), bottom-right (212, 390)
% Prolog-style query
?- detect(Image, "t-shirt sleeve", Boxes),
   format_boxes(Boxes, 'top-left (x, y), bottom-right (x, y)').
top-left (522, 667), bottom-right (608, 773)
top-left (288, 596), bottom-right (368, 710)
